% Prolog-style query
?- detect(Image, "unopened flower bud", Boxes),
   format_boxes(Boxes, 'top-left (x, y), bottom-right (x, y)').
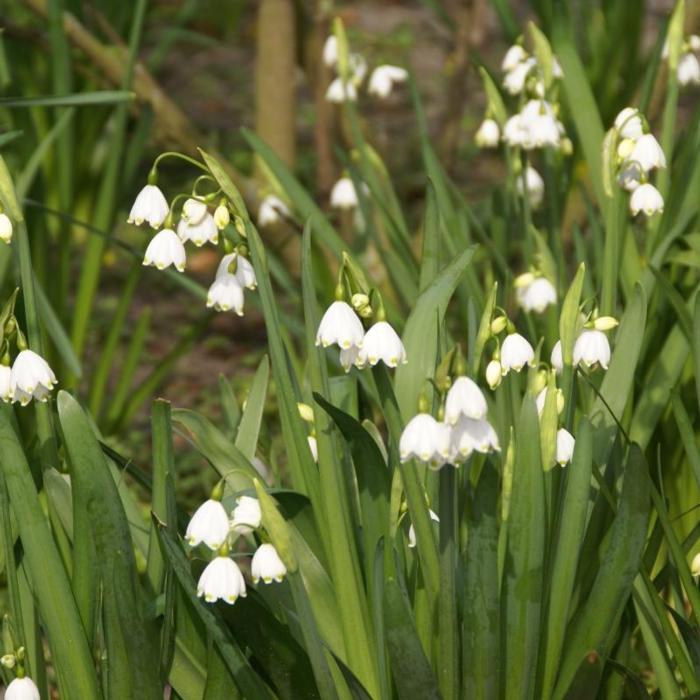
top-left (486, 360), bottom-right (502, 389)
top-left (692, 552), bottom-right (700, 578)
top-left (513, 272), bottom-right (535, 288)
top-left (234, 216), bottom-right (246, 237)
top-left (617, 138), bottom-right (635, 161)
top-left (593, 316), bottom-right (619, 331)
top-left (0, 214), bottom-right (12, 245)
top-left (214, 203), bottom-right (231, 230)
top-left (490, 316), bottom-right (507, 334)
top-left (560, 137), bottom-right (573, 156)
top-left (351, 293), bottom-right (370, 310)
top-left (297, 402), bottom-right (315, 422)
top-left (0, 654), bottom-right (15, 669)
top-left (530, 369), bottom-right (547, 395)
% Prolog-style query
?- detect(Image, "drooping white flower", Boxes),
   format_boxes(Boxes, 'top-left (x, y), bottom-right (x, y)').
top-left (339, 345), bottom-right (363, 372)
top-left (356, 321), bottom-right (406, 368)
top-left (614, 107), bottom-right (644, 140)
top-left (408, 509), bottom-right (439, 548)
top-left (330, 177), bottom-right (359, 209)
top-left (450, 416), bottom-right (500, 461)
top-left (500, 333), bottom-right (535, 374)
top-left (501, 44), bottom-right (528, 72)
top-left (516, 166), bottom-right (545, 207)
top-left (0, 365), bottom-right (11, 402)
top-left (556, 428), bottom-right (575, 466)
top-left (230, 496), bottom-right (262, 534)
top-left (185, 499), bottom-right (230, 550)
top-left (368, 65), bottom-right (408, 98)
top-left (214, 203), bottom-right (230, 230)
top-left (323, 35), bottom-right (338, 67)
top-left (258, 195), bottom-right (290, 227)
top-left (551, 340), bottom-right (563, 373)
top-left (573, 329), bottom-right (611, 370)
top-left (5, 676), bottom-right (40, 700)
top-left (515, 276), bottom-right (557, 313)
top-left (216, 253), bottom-right (257, 289)
top-left (617, 160), bottom-right (644, 192)
top-left (206, 274), bottom-right (244, 314)
top-left (517, 99), bottom-right (562, 149)
top-left (0, 213), bottom-right (12, 244)
top-left (399, 414), bottom-right (451, 465)
top-left (128, 184), bottom-right (170, 228)
top-left (475, 118), bottom-right (500, 148)
top-left (629, 134), bottom-right (666, 172)
top-left (445, 376), bottom-right (487, 423)
top-left (678, 52), bottom-right (700, 86)
top-left (251, 543), bottom-right (287, 584)
top-left (10, 350), bottom-right (57, 405)
top-left (486, 359), bottom-right (503, 389)
top-left (143, 229), bottom-right (186, 272)
top-left (629, 183), bottom-right (664, 217)
top-left (326, 78), bottom-right (357, 103)
top-left (181, 197), bottom-right (208, 224)
top-left (316, 301), bottom-right (364, 349)
top-left (177, 212), bottom-right (219, 247)
top-left (503, 57), bottom-right (536, 94)
top-left (197, 556), bottom-right (247, 604)
top-left (307, 435), bottom-right (318, 462)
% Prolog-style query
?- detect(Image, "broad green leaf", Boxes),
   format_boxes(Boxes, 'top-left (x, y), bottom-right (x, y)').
top-left (234, 354), bottom-right (269, 459)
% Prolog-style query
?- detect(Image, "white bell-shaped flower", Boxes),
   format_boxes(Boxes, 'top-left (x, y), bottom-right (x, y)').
top-left (501, 44), bottom-right (528, 72)
top-left (230, 496), bottom-right (262, 534)
top-left (630, 183), bottom-right (664, 217)
top-left (330, 177), bottom-right (359, 209)
top-left (197, 556), bottom-right (247, 604)
top-left (10, 350), bottom-right (57, 405)
top-left (339, 345), bottom-right (364, 372)
top-left (617, 160), bottom-right (644, 192)
top-left (128, 184), bottom-right (170, 229)
top-left (356, 321), bottom-right (406, 368)
top-left (556, 428), bottom-right (575, 466)
top-left (349, 53), bottom-right (368, 83)
top-left (516, 276), bottom-right (557, 313)
top-left (678, 52), bottom-right (700, 86)
top-left (185, 499), bottom-right (230, 550)
top-left (503, 58), bottom-right (536, 95)
top-left (143, 229), bottom-right (186, 272)
top-left (181, 197), bottom-right (208, 224)
top-left (206, 274), bottom-right (245, 314)
top-left (307, 435), bottom-right (318, 462)
top-left (0, 365), bottom-right (11, 402)
top-left (368, 65), bottom-right (408, 98)
top-left (323, 35), bottom-right (338, 67)
top-left (475, 118), bottom-right (500, 148)
top-left (516, 166), bottom-right (544, 208)
top-left (445, 376), bottom-right (487, 423)
top-left (258, 195), bottom-right (290, 227)
top-left (450, 416), bottom-right (500, 461)
top-left (0, 213), bottom-right (12, 244)
top-left (573, 329), bottom-right (611, 370)
top-left (251, 543), bottom-right (287, 584)
top-left (5, 676), bottom-right (40, 700)
top-left (614, 107), bottom-right (644, 140)
top-left (399, 414), bottom-right (451, 465)
top-left (500, 333), bottom-right (535, 374)
top-left (486, 359), bottom-right (502, 389)
top-left (326, 78), bottom-right (357, 103)
top-left (315, 301), bottom-right (364, 349)
top-left (503, 114), bottom-right (527, 147)
top-left (216, 253), bottom-right (257, 290)
top-left (629, 134), bottom-right (666, 172)
top-left (551, 340), bottom-right (563, 373)
top-left (177, 212), bottom-right (218, 247)
top-left (519, 99), bottom-right (562, 149)
top-left (408, 509), bottom-right (439, 549)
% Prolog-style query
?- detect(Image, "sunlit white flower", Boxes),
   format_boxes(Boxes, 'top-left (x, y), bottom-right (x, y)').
top-left (503, 57), bottom-right (536, 95)
top-left (475, 118), bottom-right (500, 148)
top-left (357, 321), bottom-right (406, 368)
top-left (5, 676), bottom-right (40, 700)
top-left (128, 184), bottom-right (170, 228)
top-left (678, 52), bottom-right (700, 86)
top-left (10, 350), bottom-right (57, 405)
top-left (330, 177), bottom-right (359, 209)
top-left (181, 197), bottom-right (208, 224)
top-left (185, 499), bottom-right (230, 550)
top-left (143, 229), bottom-right (186, 272)
top-left (323, 35), bottom-right (338, 67)
top-left (516, 166), bottom-right (544, 207)
top-left (177, 212), bottom-right (218, 247)
top-left (486, 359), bottom-right (502, 389)
top-left (214, 203), bottom-right (230, 230)
top-left (502, 44), bottom-right (528, 72)
top-left (0, 365), bottom-right (11, 402)
top-left (556, 428), bottom-right (575, 466)
top-left (230, 496), bottom-right (262, 534)
top-left (326, 78), bottom-right (357, 103)
top-left (617, 160), bottom-right (644, 191)
top-left (614, 107), bottom-right (644, 140)
top-left (400, 414), bottom-right (452, 465)
top-left (573, 329), bottom-right (611, 370)
top-left (629, 134), bottom-right (666, 172)
top-left (197, 556), bottom-right (247, 604)
top-left (408, 509), bottom-right (439, 548)
top-left (216, 253), bottom-right (257, 289)
top-left (630, 183), bottom-right (664, 217)
top-left (206, 274), bottom-right (244, 314)
top-left (258, 195), bottom-right (290, 227)
top-left (500, 333), bottom-right (535, 374)
top-left (368, 65), bottom-right (408, 98)
top-left (445, 376), bottom-right (487, 423)
top-left (450, 416), bottom-right (500, 460)
top-left (515, 276), bottom-right (557, 313)
top-left (316, 301), bottom-right (364, 349)
top-left (550, 340), bottom-right (563, 373)
top-left (518, 99), bottom-right (562, 149)
top-left (0, 213), bottom-right (12, 244)
top-left (251, 543), bottom-right (287, 583)
top-left (307, 435), bottom-right (318, 462)
top-left (340, 345), bottom-right (364, 371)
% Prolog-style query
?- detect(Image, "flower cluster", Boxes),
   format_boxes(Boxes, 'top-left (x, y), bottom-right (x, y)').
top-left (186, 489), bottom-right (287, 605)
top-left (1, 648), bottom-right (40, 700)
top-left (323, 34), bottom-right (408, 102)
top-left (550, 314), bottom-right (618, 373)
top-left (612, 108), bottom-right (666, 217)
top-left (129, 171), bottom-right (257, 316)
top-left (663, 34), bottom-right (700, 87)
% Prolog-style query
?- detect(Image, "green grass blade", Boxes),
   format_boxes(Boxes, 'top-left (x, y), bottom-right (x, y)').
top-left (234, 354), bottom-right (269, 460)
top-left (0, 91), bottom-right (134, 107)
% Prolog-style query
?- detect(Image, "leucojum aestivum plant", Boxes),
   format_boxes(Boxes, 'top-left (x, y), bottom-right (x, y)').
top-left (2, 5), bottom-right (700, 700)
